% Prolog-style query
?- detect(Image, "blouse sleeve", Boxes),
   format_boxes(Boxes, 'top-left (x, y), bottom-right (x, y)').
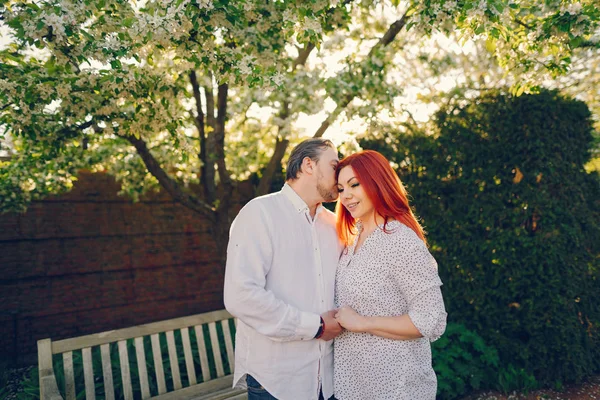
top-left (391, 232), bottom-right (447, 342)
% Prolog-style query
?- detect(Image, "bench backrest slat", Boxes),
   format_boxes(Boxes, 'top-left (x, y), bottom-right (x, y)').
top-left (117, 340), bottom-right (133, 400)
top-left (134, 337), bottom-right (151, 399)
top-left (195, 325), bottom-right (211, 383)
top-left (208, 322), bottom-right (225, 378)
top-left (165, 330), bottom-right (182, 390)
top-left (82, 348), bottom-right (96, 400)
top-left (150, 333), bottom-right (167, 395)
top-left (181, 327), bottom-right (197, 386)
top-left (100, 344), bottom-right (115, 400)
top-left (63, 352), bottom-right (76, 400)
top-left (52, 310), bottom-right (232, 354)
top-left (222, 321), bottom-right (235, 374)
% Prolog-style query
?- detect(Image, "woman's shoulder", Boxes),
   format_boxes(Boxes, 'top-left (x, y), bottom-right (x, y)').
top-left (384, 220), bottom-right (420, 239)
top-left (382, 220), bottom-right (425, 250)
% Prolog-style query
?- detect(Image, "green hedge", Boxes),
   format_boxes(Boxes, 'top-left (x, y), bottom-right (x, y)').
top-left (361, 90), bottom-right (600, 388)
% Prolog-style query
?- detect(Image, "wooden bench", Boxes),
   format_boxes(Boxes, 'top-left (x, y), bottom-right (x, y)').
top-left (38, 309), bottom-right (247, 400)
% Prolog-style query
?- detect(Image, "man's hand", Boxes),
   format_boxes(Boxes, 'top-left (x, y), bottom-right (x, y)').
top-left (319, 309), bottom-right (343, 341)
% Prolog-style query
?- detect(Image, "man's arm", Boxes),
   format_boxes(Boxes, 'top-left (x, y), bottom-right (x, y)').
top-left (223, 201), bottom-right (322, 341)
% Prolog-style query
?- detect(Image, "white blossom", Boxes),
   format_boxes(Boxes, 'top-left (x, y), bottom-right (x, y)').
top-left (444, 1), bottom-right (457, 11)
top-left (303, 18), bottom-right (323, 34)
top-left (197, 0), bottom-right (213, 10)
top-left (271, 73), bottom-right (285, 86)
top-left (561, 2), bottom-right (582, 15)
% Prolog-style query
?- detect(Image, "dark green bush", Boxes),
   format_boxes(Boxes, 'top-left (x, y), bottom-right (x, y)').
top-left (362, 90), bottom-right (600, 388)
top-left (432, 323), bottom-right (499, 399)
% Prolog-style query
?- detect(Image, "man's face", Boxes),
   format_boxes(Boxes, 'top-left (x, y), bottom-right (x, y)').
top-left (315, 146), bottom-right (339, 202)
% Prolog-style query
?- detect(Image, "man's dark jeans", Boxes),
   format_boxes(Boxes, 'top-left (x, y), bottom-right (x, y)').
top-left (246, 375), bottom-right (333, 400)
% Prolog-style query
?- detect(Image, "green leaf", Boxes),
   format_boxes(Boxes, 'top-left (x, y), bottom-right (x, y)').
top-left (110, 59), bottom-right (122, 69)
top-left (485, 37), bottom-right (497, 53)
top-left (569, 37), bottom-right (583, 48)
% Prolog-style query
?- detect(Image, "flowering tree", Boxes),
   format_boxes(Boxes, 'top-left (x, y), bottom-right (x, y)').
top-left (1, 0), bottom-right (598, 259)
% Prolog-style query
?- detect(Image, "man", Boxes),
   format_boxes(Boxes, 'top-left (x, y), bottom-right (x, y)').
top-left (224, 138), bottom-right (344, 400)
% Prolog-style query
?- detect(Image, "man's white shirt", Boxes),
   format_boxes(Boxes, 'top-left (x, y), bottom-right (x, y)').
top-left (224, 184), bottom-right (342, 400)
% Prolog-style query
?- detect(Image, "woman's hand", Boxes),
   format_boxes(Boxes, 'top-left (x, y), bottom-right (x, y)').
top-left (334, 306), bottom-right (368, 333)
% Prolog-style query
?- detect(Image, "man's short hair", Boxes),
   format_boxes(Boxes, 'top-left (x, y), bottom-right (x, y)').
top-left (286, 138), bottom-right (335, 181)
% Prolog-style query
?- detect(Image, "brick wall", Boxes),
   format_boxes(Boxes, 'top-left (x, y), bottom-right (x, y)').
top-left (0, 171), bottom-right (251, 365)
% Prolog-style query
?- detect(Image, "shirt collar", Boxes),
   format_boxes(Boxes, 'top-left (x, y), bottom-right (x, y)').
top-left (282, 183), bottom-right (323, 215)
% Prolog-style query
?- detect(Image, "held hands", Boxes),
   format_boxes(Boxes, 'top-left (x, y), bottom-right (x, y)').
top-left (334, 306), bottom-right (368, 333)
top-left (318, 310), bottom-right (343, 341)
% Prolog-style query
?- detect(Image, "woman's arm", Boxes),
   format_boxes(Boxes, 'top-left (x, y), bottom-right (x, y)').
top-left (335, 307), bottom-right (423, 340)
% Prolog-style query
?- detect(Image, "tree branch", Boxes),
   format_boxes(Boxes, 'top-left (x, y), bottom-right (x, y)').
top-left (313, 13), bottom-right (409, 138)
top-left (292, 43), bottom-right (316, 69)
top-left (189, 71), bottom-right (209, 199)
top-left (514, 18), bottom-right (534, 30)
top-left (369, 15), bottom-right (409, 55)
top-left (204, 75), bottom-right (217, 204)
top-left (125, 134), bottom-right (216, 222)
top-left (214, 83), bottom-right (232, 193)
top-left (256, 43), bottom-right (317, 195)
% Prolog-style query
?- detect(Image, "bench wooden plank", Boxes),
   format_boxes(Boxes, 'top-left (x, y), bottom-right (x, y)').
top-left (118, 340), bottom-right (133, 400)
top-left (151, 334), bottom-right (167, 395)
top-left (82, 347), bottom-right (96, 400)
top-left (52, 310), bottom-right (233, 354)
top-left (63, 352), bottom-right (76, 400)
top-left (221, 321), bottom-right (235, 374)
top-left (100, 344), bottom-right (115, 400)
top-left (195, 325), bottom-right (211, 382)
top-left (166, 330), bottom-right (182, 390)
top-left (134, 337), bottom-right (151, 399)
top-left (181, 327), bottom-right (197, 385)
top-left (208, 322), bottom-right (225, 378)
top-left (152, 375), bottom-right (242, 400)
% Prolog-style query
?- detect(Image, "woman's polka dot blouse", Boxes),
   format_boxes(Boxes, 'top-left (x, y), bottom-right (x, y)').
top-left (334, 220), bottom-right (447, 400)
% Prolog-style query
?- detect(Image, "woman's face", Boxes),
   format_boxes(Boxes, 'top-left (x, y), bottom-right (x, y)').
top-left (337, 166), bottom-right (374, 221)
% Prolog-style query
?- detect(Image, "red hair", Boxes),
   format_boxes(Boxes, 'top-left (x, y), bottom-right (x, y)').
top-left (335, 150), bottom-right (427, 246)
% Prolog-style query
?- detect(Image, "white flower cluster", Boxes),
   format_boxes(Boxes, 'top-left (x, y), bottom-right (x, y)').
top-left (131, 0), bottom-right (195, 46)
top-left (271, 72), bottom-right (286, 86)
top-left (303, 18), bottom-right (323, 34)
top-left (237, 54), bottom-right (256, 75)
top-left (561, 2), bottom-right (583, 15)
top-left (0, 79), bottom-right (18, 97)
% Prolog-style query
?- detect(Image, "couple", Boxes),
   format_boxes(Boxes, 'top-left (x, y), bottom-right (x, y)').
top-left (224, 138), bottom-right (447, 400)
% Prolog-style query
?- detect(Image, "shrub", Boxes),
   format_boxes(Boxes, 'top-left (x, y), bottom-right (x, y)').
top-left (362, 90), bottom-right (600, 388)
top-left (433, 323), bottom-right (499, 399)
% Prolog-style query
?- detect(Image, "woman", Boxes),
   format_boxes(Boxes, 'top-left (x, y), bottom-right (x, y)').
top-left (333, 150), bottom-right (447, 400)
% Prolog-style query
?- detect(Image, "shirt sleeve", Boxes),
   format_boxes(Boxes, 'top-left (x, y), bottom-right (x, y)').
top-left (223, 200), bottom-right (321, 341)
top-left (391, 232), bottom-right (447, 342)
